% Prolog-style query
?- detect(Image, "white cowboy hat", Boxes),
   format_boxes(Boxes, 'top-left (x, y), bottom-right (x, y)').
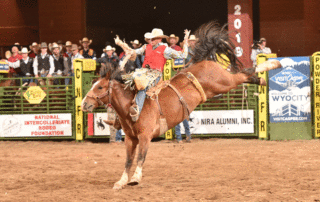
top-left (65, 41), bottom-right (72, 47)
top-left (189, 35), bottom-right (198, 41)
top-left (148, 28), bottom-right (168, 39)
top-left (20, 47), bottom-right (31, 54)
top-left (40, 42), bottom-right (48, 49)
top-left (79, 37), bottom-right (92, 45)
top-left (144, 32), bottom-right (151, 42)
top-left (130, 39), bottom-right (142, 47)
top-left (29, 42), bottom-right (39, 50)
top-left (103, 45), bottom-right (113, 52)
top-left (166, 34), bottom-right (179, 43)
top-left (49, 43), bottom-right (62, 52)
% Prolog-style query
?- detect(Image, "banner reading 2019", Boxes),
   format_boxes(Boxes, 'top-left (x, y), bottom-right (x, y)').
top-left (268, 57), bottom-right (311, 123)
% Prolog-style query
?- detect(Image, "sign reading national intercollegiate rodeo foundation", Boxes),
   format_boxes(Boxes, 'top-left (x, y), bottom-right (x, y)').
top-left (0, 114), bottom-right (72, 137)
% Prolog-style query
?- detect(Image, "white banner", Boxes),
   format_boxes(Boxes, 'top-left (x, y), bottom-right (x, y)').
top-left (180, 110), bottom-right (254, 134)
top-left (0, 114), bottom-right (72, 137)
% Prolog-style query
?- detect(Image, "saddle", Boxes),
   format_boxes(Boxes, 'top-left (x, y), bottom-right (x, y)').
top-left (146, 72), bottom-right (207, 135)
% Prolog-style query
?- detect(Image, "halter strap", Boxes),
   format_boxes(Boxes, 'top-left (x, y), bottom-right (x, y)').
top-left (86, 80), bottom-right (113, 109)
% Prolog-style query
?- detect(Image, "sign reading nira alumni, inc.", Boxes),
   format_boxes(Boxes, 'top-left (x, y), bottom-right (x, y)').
top-left (23, 86), bottom-right (46, 104)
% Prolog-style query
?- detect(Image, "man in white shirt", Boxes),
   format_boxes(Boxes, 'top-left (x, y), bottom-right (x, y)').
top-left (33, 42), bottom-right (55, 78)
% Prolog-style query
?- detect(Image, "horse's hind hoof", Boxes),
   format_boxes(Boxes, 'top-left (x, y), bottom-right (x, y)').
top-left (127, 181), bottom-right (139, 186)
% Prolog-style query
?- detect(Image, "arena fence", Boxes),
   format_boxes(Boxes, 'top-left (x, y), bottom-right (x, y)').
top-left (0, 76), bottom-right (76, 140)
top-left (2, 52), bottom-right (319, 141)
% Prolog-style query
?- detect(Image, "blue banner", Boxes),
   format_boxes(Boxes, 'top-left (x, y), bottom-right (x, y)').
top-left (268, 57), bottom-right (311, 123)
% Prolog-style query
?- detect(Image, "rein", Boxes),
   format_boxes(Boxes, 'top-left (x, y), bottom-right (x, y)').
top-left (87, 80), bottom-right (113, 109)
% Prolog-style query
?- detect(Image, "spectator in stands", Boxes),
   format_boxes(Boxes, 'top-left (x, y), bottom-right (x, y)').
top-left (175, 119), bottom-right (192, 143)
top-left (65, 44), bottom-right (84, 85)
top-left (8, 43), bottom-right (22, 76)
top-left (33, 42), bottom-right (55, 78)
top-left (63, 41), bottom-right (72, 76)
top-left (50, 43), bottom-right (65, 84)
top-left (251, 37), bottom-right (272, 67)
top-left (167, 34), bottom-right (182, 51)
top-left (97, 45), bottom-right (119, 64)
top-left (7, 47), bottom-right (33, 84)
top-left (185, 35), bottom-right (197, 66)
top-left (79, 37), bottom-right (96, 60)
top-left (29, 42), bottom-right (39, 58)
top-left (130, 40), bottom-right (142, 68)
top-left (57, 40), bottom-right (64, 54)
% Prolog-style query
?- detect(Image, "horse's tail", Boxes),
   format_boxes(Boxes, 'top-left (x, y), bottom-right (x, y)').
top-left (193, 21), bottom-right (243, 73)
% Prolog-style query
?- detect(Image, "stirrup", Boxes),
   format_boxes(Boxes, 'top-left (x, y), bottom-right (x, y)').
top-left (129, 104), bottom-right (140, 122)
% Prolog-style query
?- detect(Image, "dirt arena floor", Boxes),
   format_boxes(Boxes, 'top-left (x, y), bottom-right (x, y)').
top-left (1, 138), bottom-right (320, 202)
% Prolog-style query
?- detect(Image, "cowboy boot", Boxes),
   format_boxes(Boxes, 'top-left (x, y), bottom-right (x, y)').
top-left (129, 104), bottom-right (140, 122)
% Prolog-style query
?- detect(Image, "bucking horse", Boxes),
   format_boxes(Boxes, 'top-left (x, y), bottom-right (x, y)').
top-left (81, 21), bottom-right (281, 190)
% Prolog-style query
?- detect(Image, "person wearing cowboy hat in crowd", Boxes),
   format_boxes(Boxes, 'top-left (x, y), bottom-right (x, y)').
top-left (6, 47), bottom-right (34, 84)
top-left (33, 42), bottom-right (55, 78)
top-left (79, 37), bottom-right (96, 60)
top-left (185, 34), bottom-right (198, 66)
top-left (167, 34), bottom-right (182, 51)
top-left (29, 42), bottom-right (39, 58)
top-left (130, 39), bottom-right (142, 68)
top-left (64, 44), bottom-right (84, 85)
top-left (63, 41), bottom-right (73, 76)
top-left (97, 45), bottom-right (119, 65)
top-left (57, 40), bottom-right (65, 54)
top-left (120, 28), bottom-right (190, 122)
top-left (7, 43), bottom-right (23, 76)
top-left (50, 43), bottom-right (65, 85)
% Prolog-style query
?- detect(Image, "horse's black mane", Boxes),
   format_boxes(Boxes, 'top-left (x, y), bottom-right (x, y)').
top-left (100, 60), bottom-right (137, 82)
top-left (193, 21), bottom-right (243, 73)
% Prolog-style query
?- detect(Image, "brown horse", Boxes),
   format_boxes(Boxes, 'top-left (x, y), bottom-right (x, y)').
top-left (81, 22), bottom-right (280, 190)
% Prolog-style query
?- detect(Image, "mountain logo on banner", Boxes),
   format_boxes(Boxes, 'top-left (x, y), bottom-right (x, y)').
top-left (270, 67), bottom-right (308, 88)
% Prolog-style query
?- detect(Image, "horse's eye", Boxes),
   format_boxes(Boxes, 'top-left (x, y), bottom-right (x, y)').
top-left (98, 86), bottom-right (103, 90)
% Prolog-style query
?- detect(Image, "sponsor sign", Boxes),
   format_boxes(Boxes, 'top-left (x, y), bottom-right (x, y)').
top-left (0, 61), bottom-right (9, 73)
top-left (74, 60), bottom-right (83, 140)
top-left (173, 59), bottom-right (184, 68)
top-left (313, 53), bottom-right (320, 137)
top-left (24, 86), bottom-right (46, 104)
top-left (268, 57), bottom-right (311, 123)
top-left (82, 59), bottom-right (96, 71)
top-left (257, 54), bottom-right (268, 138)
top-left (180, 110), bottom-right (254, 134)
top-left (93, 113), bottom-right (125, 136)
top-left (0, 114), bottom-right (72, 137)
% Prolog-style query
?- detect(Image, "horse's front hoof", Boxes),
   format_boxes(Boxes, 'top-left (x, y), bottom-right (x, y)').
top-left (113, 181), bottom-right (126, 190)
top-left (127, 176), bottom-right (140, 186)
top-left (127, 181), bottom-right (139, 186)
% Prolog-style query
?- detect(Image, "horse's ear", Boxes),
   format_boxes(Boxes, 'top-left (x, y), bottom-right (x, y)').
top-left (100, 63), bottom-right (111, 80)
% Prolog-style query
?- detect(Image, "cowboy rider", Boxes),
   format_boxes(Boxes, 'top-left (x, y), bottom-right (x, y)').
top-left (120, 28), bottom-right (190, 122)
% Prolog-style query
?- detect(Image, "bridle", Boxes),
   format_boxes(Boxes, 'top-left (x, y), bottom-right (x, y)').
top-left (86, 80), bottom-right (113, 109)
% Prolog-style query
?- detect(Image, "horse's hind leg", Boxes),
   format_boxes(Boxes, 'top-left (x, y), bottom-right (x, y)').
top-left (128, 134), bottom-right (151, 186)
top-left (113, 136), bottom-right (138, 190)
